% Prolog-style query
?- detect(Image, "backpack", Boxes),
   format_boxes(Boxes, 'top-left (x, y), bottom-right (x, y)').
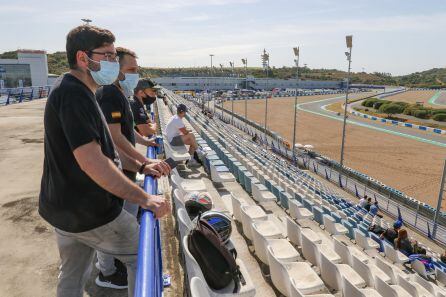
top-left (187, 215), bottom-right (245, 292)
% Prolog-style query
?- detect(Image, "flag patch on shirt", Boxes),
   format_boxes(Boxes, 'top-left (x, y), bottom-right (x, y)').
top-left (111, 112), bottom-right (121, 119)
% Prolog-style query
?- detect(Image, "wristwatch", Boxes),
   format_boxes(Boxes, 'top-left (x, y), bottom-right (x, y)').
top-left (138, 161), bottom-right (147, 174)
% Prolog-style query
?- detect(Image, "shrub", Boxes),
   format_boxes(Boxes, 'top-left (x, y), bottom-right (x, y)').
top-left (431, 109), bottom-right (446, 115)
top-left (373, 101), bottom-right (386, 109)
top-left (362, 98), bottom-right (380, 107)
top-left (378, 103), bottom-right (405, 115)
top-left (433, 113), bottom-right (446, 122)
top-left (413, 109), bottom-right (429, 119)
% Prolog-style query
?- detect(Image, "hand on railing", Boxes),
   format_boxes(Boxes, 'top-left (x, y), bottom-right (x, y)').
top-left (140, 194), bottom-right (170, 219)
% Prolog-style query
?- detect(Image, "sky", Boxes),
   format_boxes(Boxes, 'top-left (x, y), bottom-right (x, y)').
top-left (1, 0), bottom-right (445, 75)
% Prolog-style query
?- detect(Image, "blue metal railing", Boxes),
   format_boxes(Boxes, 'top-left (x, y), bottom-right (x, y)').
top-left (0, 86), bottom-right (51, 106)
top-left (135, 117), bottom-right (163, 297)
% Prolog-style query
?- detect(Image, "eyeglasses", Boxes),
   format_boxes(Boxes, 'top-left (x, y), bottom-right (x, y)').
top-left (88, 51), bottom-right (119, 62)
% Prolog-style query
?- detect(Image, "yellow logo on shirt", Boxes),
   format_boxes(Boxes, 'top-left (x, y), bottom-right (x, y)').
top-left (111, 112), bottom-right (121, 119)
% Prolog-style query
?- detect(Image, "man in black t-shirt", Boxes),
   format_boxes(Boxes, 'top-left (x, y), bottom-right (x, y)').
top-left (130, 78), bottom-right (158, 137)
top-left (96, 47), bottom-right (171, 289)
top-left (38, 25), bottom-right (170, 297)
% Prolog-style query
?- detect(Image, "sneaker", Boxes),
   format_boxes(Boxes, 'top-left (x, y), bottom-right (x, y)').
top-left (187, 158), bottom-right (201, 168)
top-left (95, 259), bottom-right (127, 275)
top-left (95, 270), bottom-right (128, 289)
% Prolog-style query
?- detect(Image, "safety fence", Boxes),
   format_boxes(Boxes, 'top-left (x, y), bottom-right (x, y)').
top-left (0, 86), bottom-right (51, 106)
top-left (135, 112), bottom-right (164, 297)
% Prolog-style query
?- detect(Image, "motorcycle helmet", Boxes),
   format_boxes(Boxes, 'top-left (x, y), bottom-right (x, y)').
top-left (196, 210), bottom-right (232, 244)
top-left (184, 191), bottom-right (213, 219)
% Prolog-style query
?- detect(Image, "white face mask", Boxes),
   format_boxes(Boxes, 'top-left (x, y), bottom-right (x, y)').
top-left (119, 73), bottom-right (140, 97)
top-left (87, 57), bottom-right (120, 86)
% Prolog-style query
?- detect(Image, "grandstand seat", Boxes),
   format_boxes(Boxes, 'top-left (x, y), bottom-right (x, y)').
top-left (319, 249), bottom-right (366, 291)
top-left (411, 274), bottom-right (445, 296)
top-left (280, 192), bottom-right (292, 209)
top-left (342, 220), bottom-right (355, 240)
top-left (240, 205), bottom-right (268, 240)
top-left (323, 214), bottom-right (348, 236)
top-left (312, 206), bottom-right (324, 225)
top-left (268, 246), bottom-right (325, 296)
top-left (289, 200), bottom-right (313, 221)
top-left (182, 236), bottom-right (256, 296)
top-left (173, 188), bottom-right (186, 210)
top-left (230, 193), bottom-right (248, 222)
top-left (370, 233), bottom-right (385, 252)
top-left (383, 242), bottom-right (410, 264)
top-left (286, 217), bottom-right (305, 247)
top-left (171, 174), bottom-right (206, 195)
top-left (333, 237), bottom-right (369, 266)
top-left (251, 221), bottom-right (299, 265)
top-left (396, 274), bottom-right (434, 297)
top-left (342, 276), bottom-right (383, 297)
top-left (251, 183), bottom-right (276, 203)
top-left (355, 229), bottom-right (380, 251)
top-left (375, 257), bottom-right (410, 285)
top-left (436, 268), bottom-right (446, 287)
top-left (290, 284), bottom-right (334, 297)
top-left (190, 277), bottom-right (211, 297)
top-left (164, 140), bottom-right (190, 161)
top-left (375, 275), bottom-right (411, 297)
top-left (210, 162), bottom-right (235, 183)
top-left (352, 254), bottom-right (391, 287)
top-left (177, 208), bottom-right (193, 239)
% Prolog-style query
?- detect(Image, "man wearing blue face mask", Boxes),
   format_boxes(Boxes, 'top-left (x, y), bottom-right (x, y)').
top-left (95, 47), bottom-right (171, 289)
top-left (39, 25), bottom-right (171, 297)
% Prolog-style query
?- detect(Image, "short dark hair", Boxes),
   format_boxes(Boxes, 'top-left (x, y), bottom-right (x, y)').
top-left (66, 25), bottom-right (115, 69)
top-left (116, 47), bottom-right (138, 66)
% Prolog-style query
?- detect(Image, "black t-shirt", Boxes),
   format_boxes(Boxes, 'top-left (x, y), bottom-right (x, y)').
top-left (383, 228), bottom-right (398, 243)
top-left (39, 73), bottom-right (123, 233)
top-left (96, 85), bottom-right (136, 181)
top-left (130, 97), bottom-right (150, 132)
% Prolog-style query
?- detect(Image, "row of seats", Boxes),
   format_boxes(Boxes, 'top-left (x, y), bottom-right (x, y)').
top-left (163, 90), bottom-right (446, 297)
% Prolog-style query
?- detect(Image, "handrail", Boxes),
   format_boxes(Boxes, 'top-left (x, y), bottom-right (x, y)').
top-left (135, 145), bottom-right (163, 297)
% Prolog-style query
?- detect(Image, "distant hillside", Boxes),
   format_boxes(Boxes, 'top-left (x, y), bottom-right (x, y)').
top-left (1, 50), bottom-right (445, 88)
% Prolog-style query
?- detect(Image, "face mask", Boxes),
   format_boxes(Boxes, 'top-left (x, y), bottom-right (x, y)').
top-left (87, 58), bottom-right (119, 86)
top-left (142, 94), bottom-right (156, 105)
top-left (119, 73), bottom-right (139, 97)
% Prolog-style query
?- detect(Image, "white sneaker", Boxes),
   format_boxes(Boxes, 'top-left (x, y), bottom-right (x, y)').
top-left (187, 158), bottom-right (201, 168)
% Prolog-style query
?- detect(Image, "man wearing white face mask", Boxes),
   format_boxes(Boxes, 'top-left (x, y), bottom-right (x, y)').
top-left (39, 25), bottom-right (171, 297)
top-left (95, 47), bottom-right (172, 289)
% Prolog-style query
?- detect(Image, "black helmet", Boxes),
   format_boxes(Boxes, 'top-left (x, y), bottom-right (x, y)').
top-left (195, 210), bottom-right (232, 244)
top-left (184, 192), bottom-right (213, 220)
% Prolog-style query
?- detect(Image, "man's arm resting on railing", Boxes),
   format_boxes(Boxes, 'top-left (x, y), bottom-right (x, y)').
top-left (134, 130), bottom-right (157, 147)
top-left (73, 141), bottom-right (170, 218)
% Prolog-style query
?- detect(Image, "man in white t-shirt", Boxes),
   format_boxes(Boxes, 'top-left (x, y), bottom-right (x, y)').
top-left (165, 104), bottom-right (200, 167)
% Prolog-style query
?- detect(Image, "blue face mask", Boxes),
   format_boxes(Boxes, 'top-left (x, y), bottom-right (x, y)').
top-left (119, 73), bottom-right (140, 97)
top-left (88, 58), bottom-right (120, 86)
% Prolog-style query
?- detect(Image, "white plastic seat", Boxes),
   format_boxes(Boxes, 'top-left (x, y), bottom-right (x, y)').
top-left (230, 193), bottom-right (248, 222)
top-left (289, 200), bottom-right (313, 221)
top-left (177, 208), bottom-right (193, 239)
top-left (397, 274), bottom-right (434, 297)
top-left (252, 183), bottom-right (276, 202)
top-left (286, 217), bottom-right (305, 247)
top-left (190, 277), bottom-right (211, 297)
top-left (342, 276), bottom-right (383, 297)
top-left (210, 164), bottom-right (235, 183)
top-left (240, 205), bottom-right (267, 240)
top-left (319, 250), bottom-right (366, 291)
top-left (375, 256), bottom-right (410, 285)
top-left (375, 276), bottom-right (411, 297)
top-left (290, 284), bottom-right (333, 297)
top-left (354, 229), bottom-right (379, 251)
top-left (411, 259), bottom-right (432, 279)
top-left (352, 254), bottom-right (391, 287)
top-left (411, 274), bottom-right (445, 297)
top-left (164, 139), bottom-right (190, 161)
top-left (436, 267), bottom-right (446, 287)
top-left (333, 237), bottom-right (369, 266)
top-left (251, 221), bottom-right (299, 265)
top-left (171, 174), bottom-right (206, 195)
top-left (323, 214), bottom-right (348, 236)
top-left (183, 237), bottom-right (256, 297)
top-left (173, 188), bottom-right (186, 210)
top-left (383, 242), bottom-right (410, 264)
top-left (268, 246), bottom-right (325, 296)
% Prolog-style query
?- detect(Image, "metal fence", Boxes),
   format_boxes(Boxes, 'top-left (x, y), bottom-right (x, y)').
top-left (0, 86), bottom-right (51, 106)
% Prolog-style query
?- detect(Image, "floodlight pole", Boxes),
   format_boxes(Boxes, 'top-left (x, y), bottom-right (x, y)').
top-left (242, 58), bottom-right (248, 127)
top-left (433, 159), bottom-right (446, 238)
top-left (340, 35), bottom-right (353, 168)
top-left (230, 61), bottom-right (235, 125)
top-left (263, 50), bottom-right (270, 150)
top-left (209, 54), bottom-right (214, 112)
top-left (292, 47), bottom-right (300, 162)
